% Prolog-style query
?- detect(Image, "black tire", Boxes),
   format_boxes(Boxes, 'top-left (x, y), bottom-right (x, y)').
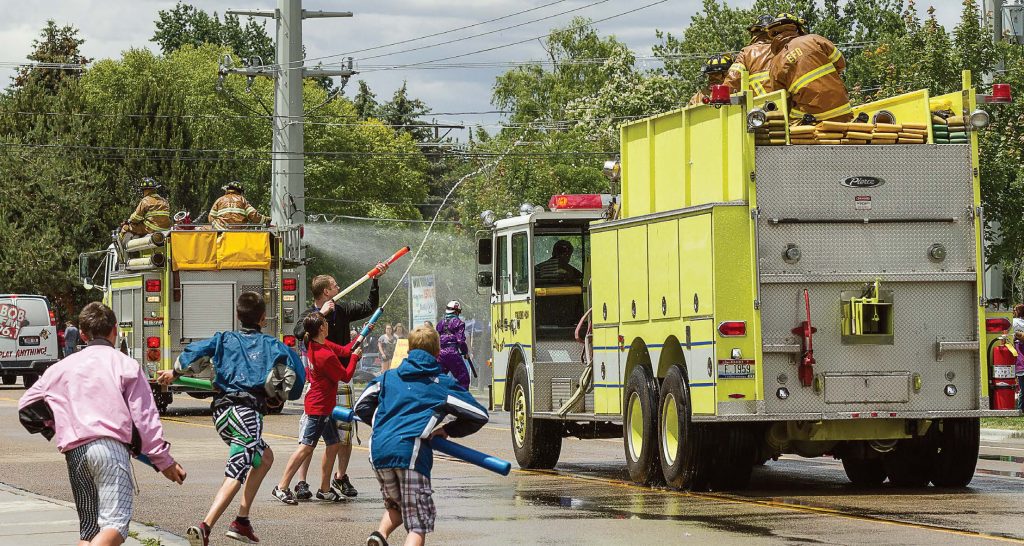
top-left (884, 438), bottom-right (934, 487)
top-left (623, 365), bottom-right (664, 485)
top-left (842, 455), bottom-right (887, 487)
top-left (659, 366), bottom-right (709, 490)
top-left (510, 366), bottom-right (561, 469)
top-left (931, 418), bottom-right (980, 487)
top-left (1, 375), bottom-right (15, 386)
top-left (707, 425), bottom-right (756, 491)
top-left (22, 374), bottom-right (39, 389)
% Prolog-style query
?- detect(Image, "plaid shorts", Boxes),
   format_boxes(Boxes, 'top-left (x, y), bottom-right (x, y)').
top-left (65, 438), bottom-right (135, 540)
top-left (374, 468), bottom-right (435, 535)
top-left (335, 383), bottom-right (354, 446)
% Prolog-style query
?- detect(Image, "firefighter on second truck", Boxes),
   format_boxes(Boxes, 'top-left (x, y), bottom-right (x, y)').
top-left (119, 177), bottom-right (171, 246)
top-left (763, 13), bottom-right (852, 124)
top-left (209, 181), bottom-right (270, 230)
top-left (724, 14), bottom-right (775, 96)
top-left (689, 54), bottom-right (733, 107)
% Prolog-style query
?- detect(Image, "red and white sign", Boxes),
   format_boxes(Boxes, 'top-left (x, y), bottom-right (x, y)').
top-left (0, 304), bottom-right (26, 339)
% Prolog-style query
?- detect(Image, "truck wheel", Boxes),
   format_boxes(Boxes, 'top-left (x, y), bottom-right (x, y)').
top-left (624, 366), bottom-right (664, 485)
top-left (930, 418), bottom-right (980, 488)
top-left (659, 366), bottom-right (709, 490)
top-left (842, 455), bottom-right (887, 486)
top-left (510, 366), bottom-right (561, 469)
top-left (23, 374), bottom-right (39, 389)
top-left (883, 438), bottom-right (933, 487)
top-left (1, 376), bottom-right (15, 386)
top-left (707, 425), bottom-right (756, 491)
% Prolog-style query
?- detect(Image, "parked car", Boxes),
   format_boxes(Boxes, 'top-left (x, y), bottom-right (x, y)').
top-left (0, 294), bottom-right (60, 388)
top-left (351, 351), bottom-right (381, 385)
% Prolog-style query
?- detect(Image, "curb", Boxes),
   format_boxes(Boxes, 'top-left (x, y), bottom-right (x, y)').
top-left (0, 482), bottom-right (188, 546)
top-left (981, 427), bottom-right (1024, 441)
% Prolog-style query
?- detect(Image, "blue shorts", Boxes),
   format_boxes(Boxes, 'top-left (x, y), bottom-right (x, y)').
top-left (298, 414), bottom-right (340, 447)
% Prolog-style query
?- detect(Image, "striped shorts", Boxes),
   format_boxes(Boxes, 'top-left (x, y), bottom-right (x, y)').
top-left (213, 404), bottom-right (267, 483)
top-left (65, 437), bottom-right (135, 540)
top-left (335, 383), bottom-right (355, 446)
top-left (374, 468), bottom-right (435, 535)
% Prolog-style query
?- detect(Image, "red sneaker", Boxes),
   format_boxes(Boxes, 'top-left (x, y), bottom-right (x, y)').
top-left (226, 519), bottom-right (260, 544)
top-left (186, 523), bottom-right (210, 546)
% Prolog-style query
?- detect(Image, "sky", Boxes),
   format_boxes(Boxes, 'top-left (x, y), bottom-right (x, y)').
top-left (0, 1), bottom-right (967, 138)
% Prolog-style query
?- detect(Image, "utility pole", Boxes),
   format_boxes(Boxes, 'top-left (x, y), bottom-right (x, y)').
top-left (222, 0), bottom-right (357, 228)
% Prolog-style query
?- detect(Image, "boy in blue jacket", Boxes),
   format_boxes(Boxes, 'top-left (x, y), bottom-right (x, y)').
top-left (157, 292), bottom-right (305, 546)
top-left (354, 326), bottom-right (488, 546)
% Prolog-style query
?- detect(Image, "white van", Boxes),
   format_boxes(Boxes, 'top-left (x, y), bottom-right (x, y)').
top-left (0, 294), bottom-right (60, 388)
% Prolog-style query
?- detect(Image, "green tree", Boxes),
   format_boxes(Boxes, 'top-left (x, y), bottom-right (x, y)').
top-left (12, 20), bottom-right (91, 92)
top-left (380, 81), bottom-right (431, 142)
top-left (352, 80), bottom-right (379, 120)
top-left (152, 2), bottom-right (274, 62)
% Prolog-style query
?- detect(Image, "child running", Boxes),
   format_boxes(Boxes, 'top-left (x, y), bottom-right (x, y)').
top-left (19, 302), bottom-right (187, 546)
top-left (157, 292), bottom-right (304, 546)
top-left (354, 326), bottom-right (489, 546)
top-left (273, 312), bottom-right (361, 503)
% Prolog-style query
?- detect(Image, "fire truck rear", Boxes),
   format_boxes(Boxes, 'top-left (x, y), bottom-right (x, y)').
top-left (481, 71), bottom-right (1020, 490)
top-left (79, 222), bottom-right (305, 413)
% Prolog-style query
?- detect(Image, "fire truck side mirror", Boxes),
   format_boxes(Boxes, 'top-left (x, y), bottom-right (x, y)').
top-left (477, 235), bottom-right (493, 266)
top-left (477, 271), bottom-right (493, 288)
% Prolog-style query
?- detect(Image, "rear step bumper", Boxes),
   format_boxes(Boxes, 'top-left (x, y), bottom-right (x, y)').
top-left (693, 409), bottom-right (1021, 422)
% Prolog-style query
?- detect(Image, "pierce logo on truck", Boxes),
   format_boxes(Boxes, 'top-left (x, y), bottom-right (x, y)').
top-left (841, 176), bottom-right (885, 188)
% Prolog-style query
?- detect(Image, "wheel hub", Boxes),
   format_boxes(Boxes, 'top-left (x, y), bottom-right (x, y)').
top-left (661, 393), bottom-right (679, 466)
top-left (512, 385), bottom-right (527, 448)
top-left (627, 392), bottom-right (644, 461)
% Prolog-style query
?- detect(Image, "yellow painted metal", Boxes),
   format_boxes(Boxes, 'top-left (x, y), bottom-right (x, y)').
top-left (627, 391), bottom-right (644, 460)
top-left (647, 220), bottom-right (680, 320)
top-left (711, 206), bottom-right (760, 402)
top-left (852, 89), bottom-right (934, 143)
top-left (618, 225), bottom-right (649, 322)
top-left (963, 70), bottom-right (989, 397)
top-left (535, 286), bottom-right (583, 297)
top-left (687, 319), bottom-right (717, 414)
top-left (593, 327), bottom-right (621, 415)
top-left (590, 228), bottom-right (619, 324)
top-left (785, 419), bottom-right (913, 442)
top-left (660, 393), bottom-right (679, 465)
top-left (619, 97), bottom-right (752, 219)
top-left (678, 214), bottom-right (712, 318)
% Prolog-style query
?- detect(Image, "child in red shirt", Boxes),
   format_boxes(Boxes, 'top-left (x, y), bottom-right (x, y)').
top-left (273, 312), bottom-right (361, 503)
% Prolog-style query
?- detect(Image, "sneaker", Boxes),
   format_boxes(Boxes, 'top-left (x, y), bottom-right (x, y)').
top-left (367, 531), bottom-right (389, 546)
top-left (271, 485), bottom-right (298, 505)
top-left (186, 523), bottom-right (210, 546)
top-left (332, 474), bottom-right (358, 497)
top-left (294, 480), bottom-right (312, 501)
top-left (315, 487), bottom-right (345, 502)
top-left (226, 519), bottom-right (260, 544)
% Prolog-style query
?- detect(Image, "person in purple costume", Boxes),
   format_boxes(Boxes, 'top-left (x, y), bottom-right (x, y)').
top-left (435, 301), bottom-right (472, 389)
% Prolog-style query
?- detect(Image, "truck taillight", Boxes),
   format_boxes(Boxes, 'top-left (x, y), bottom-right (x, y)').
top-left (718, 321), bottom-right (746, 337)
top-left (147, 336), bottom-right (160, 348)
top-left (282, 278), bottom-right (298, 291)
top-left (48, 309), bottom-right (56, 326)
top-left (986, 317), bottom-right (1011, 333)
top-left (145, 279), bottom-right (162, 292)
top-left (549, 194), bottom-right (604, 211)
top-left (284, 335), bottom-right (297, 347)
top-left (146, 348), bottom-right (161, 362)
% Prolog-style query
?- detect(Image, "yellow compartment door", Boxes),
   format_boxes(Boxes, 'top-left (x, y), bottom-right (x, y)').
top-left (591, 229), bottom-right (619, 324)
top-left (648, 220), bottom-right (680, 320)
top-left (618, 225), bottom-right (649, 322)
top-left (679, 214), bottom-right (713, 318)
top-left (593, 326), bottom-right (622, 415)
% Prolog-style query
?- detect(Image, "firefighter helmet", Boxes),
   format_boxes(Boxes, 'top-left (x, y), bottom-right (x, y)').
top-left (767, 13), bottom-right (807, 34)
top-left (222, 180), bottom-right (244, 193)
top-left (748, 14), bottom-right (774, 33)
top-left (139, 177), bottom-right (162, 191)
top-left (701, 54), bottom-right (733, 76)
top-left (445, 300), bottom-right (462, 314)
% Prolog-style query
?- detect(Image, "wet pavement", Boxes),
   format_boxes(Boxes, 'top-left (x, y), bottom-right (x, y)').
top-left (2, 385), bottom-right (1024, 545)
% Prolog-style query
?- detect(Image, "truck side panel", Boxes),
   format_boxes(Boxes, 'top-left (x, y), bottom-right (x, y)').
top-left (618, 225), bottom-right (649, 323)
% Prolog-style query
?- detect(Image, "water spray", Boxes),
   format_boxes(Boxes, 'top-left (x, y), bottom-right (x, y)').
top-left (332, 246), bottom-right (411, 303)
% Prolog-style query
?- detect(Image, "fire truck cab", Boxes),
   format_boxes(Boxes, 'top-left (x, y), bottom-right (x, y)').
top-left (80, 223), bottom-right (304, 413)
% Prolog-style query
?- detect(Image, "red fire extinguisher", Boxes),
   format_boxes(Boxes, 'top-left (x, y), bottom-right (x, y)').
top-left (989, 335), bottom-right (1018, 410)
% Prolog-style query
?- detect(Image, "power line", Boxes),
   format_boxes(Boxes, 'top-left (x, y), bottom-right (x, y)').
top-left (306, 197), bottom-right (443, 207)
top-left (307, 213), bottom-right (459, 224)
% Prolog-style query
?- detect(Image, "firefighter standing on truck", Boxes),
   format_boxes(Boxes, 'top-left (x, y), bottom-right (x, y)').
top-left (763, 13), bottom-right (852, 124)
top-left (689, 54), bottom-right (733, 107)
top-left (120, 177), bottom-right (171, 245)
top-left (724, 14), bottom-right (775, 96)
top-left (209, 181), bottom-right (270, 229)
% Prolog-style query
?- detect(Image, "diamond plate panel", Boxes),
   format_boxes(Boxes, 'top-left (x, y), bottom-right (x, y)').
top-left (760, 281), bottom-right (979, 414)
top-left (758, 220), bottom-right (975, 275)
top-left (754, 145), bottom-right (974, 220)
top-left (824, 373), bottom-right (910, 404)
top-left (534, 339), bottom-right (585, 365)
top-left (533, 360), bottom-right (589, 414)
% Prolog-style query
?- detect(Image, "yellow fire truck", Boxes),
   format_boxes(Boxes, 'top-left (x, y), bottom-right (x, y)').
top-left (79, 222), bottom-right (305, 413)
top-left (480, 71), bottom-right (1020, 490)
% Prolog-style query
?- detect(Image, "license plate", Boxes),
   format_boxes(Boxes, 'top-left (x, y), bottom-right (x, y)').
top-left (718, 359), bottom-right (755, 378)
top-left (993, 365), bottom-right (1016, 379)
top-left (18, 336), bottom-right (40, 346)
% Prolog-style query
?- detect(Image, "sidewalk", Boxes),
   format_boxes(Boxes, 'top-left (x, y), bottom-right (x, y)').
top-left (0, 482), bottom-right (186, 546)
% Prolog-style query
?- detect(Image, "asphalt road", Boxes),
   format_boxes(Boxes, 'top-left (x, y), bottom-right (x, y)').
top-left (2, 384), bottom-right (1024, 545)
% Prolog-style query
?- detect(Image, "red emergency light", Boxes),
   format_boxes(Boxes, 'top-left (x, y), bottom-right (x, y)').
top-left (718, 321), bottom-right (746, 337)
top-left (549, 194), bottom-right (604, 211)
top-left (145, 279), bottom-right (162, 293)
top-left (991, 83), bottom-right (1012, 103)
top-left (147, 349), bottom-right (161, 362)
top-left (284, 335), bottom-right (297, 347)
top-left (707, 84), bottom-right (732, 106)
top-left (986, 317), bottom-right (1011, 333)
top-left (146, 336), bottom-right (161, 348)
top-left (282, 278), bottom-right (298, 291)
